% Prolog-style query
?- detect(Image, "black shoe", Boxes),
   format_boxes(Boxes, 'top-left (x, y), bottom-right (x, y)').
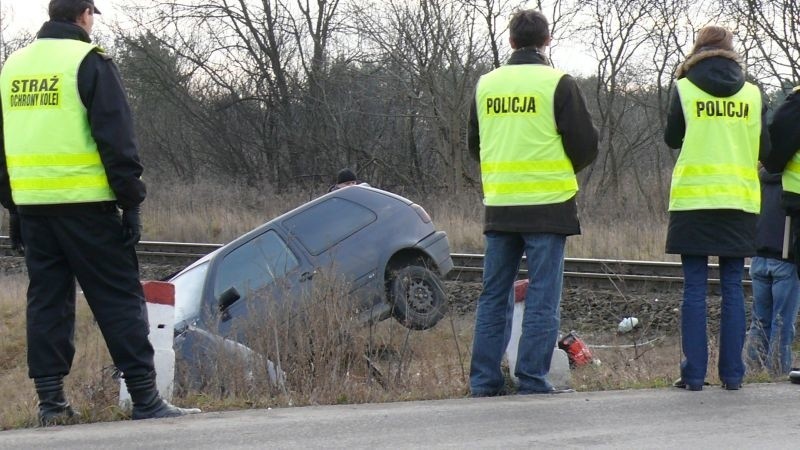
top-left (34, 376), bottom-right (81, 426)
top-left (39, 405), bottom-right (80, 426)
top-left (518, 387), bottom-right (575, 395)
top-left (721, 382), bottom-right (742, 390)
top-left (790, 369), bottom-right (800, 384)
top-left (471, 386), bottom-right (512, 398)
top-left (132, 398), bottom-right (201, 420)
top-left (125, 371), bottom-right (201, 420)
top-left (673, 378), bottom-right (703, 391)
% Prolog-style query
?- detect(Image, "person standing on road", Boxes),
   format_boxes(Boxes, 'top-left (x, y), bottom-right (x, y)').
top-left (745, 166), bottom-right (800, 376)
top-left (664, 25), bottom-right (770, 391)
top-left (467, 9), bottom-right (598, 396)
top-left (0, 0), bottom-right (199, 424)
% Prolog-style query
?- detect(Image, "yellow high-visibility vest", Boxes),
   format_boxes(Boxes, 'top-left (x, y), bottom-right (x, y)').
top-left (0, 39), bottom-right (115, 205)
top-left (476, 64), bottom-right (577, 206)
top-left (669, 78), bottom-right (760, 213)
top-left (781, 86), bottom-right (800, 195)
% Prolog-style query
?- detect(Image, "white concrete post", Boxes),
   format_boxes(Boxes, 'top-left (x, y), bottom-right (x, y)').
top-left (505, 279), bottom-right (571, 388)
top-left (120, 281), bottom-right (176, 408)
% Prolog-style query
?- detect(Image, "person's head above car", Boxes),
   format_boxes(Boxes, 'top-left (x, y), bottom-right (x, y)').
top-left (329, 167), bottom-right (359, 191)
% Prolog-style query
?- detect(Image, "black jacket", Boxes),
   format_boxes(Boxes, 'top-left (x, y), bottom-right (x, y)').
top-left (468, 48), bottom-right (599, 235)
top-left (663, 52), bottom-right (767, 257)
top-left (763, 88), bottom-right (800, 214)
top-left (0, 20), bottom-right (145, 214)
top-left (754, 168), bottom-right (789, 260)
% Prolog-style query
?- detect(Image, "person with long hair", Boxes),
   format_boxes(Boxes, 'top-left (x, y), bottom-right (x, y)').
top-left (664, 25), bottom-right (770, 391)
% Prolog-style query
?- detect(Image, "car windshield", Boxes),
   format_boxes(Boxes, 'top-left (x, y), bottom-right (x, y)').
top-left (213, 230), bottom-right (300, 300)
top-left (172, 261), bottom-right (209, 327)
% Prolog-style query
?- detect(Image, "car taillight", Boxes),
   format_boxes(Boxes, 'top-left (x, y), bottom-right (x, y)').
top-left (411, 204), bottom-right (431, 223)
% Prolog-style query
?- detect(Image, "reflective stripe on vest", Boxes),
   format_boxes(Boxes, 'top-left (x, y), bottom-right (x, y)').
top-left (669, 78), bottom-right (760, 213)
top-left (782, 86), bottom-right (800, 194)
top-left (476, 64), bottom-right (577, 206)
top-left (0, 39), bottom-right (115, 205)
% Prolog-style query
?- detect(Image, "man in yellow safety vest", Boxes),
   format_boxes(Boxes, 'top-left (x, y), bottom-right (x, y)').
top-left (467, 9), bottom-right (598, 397)
top-left (0, 0), bottom-right (199, 424)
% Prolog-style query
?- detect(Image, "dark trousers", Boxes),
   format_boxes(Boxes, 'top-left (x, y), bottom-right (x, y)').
top-left (20, 211), bottom-right (155, 379)
top-left (679, 255), bottom-right (746, 386)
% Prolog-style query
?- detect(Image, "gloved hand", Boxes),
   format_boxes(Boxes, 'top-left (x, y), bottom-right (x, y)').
top-left (9, 212), bottom-right (23, 254)
top-left (121, 206), bottom-right (142, 248)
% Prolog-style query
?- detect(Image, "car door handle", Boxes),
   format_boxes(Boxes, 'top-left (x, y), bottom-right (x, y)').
top-left (300, 271), bottom-right (316, 282)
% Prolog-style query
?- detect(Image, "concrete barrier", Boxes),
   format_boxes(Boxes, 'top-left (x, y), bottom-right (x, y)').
top-left (505, 280), bottom-right (571, 388)
top-left (119, 281), bottom-right (176, 408)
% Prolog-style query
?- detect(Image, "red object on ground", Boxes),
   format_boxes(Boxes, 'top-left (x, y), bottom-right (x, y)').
top-left (558, 332), bottom-right (593, 367)
top-left (513, 279), bottom-right (529, 303)
top-left (141, 281), bottom-right (175, 306)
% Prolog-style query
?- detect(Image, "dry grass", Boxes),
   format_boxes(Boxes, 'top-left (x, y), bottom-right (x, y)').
top-left (142, 181), bottom-right (315, 244)
top-left (0, 272), bottom-right (784, 431)
top-left (0, 274), bottom-right (121, 429)
top-left (174, 273), bottom-right (471, 411)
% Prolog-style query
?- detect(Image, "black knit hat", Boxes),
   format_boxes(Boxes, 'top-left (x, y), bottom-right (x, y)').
top-left (336, 168), bottom-right (357, 184)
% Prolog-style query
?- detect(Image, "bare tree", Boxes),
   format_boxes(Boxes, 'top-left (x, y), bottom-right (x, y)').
top-left (351, 0), bottom-right (490, 193)
top-left (0, 1), bottom-right (34, 65)
top-left (463, 0), bottom-right (516, 69)
top-left (723, 0), bottom-right (800, 92)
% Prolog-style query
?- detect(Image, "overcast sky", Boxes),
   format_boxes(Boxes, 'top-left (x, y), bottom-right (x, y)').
top-left (6, 0), bottom-right (123, 36)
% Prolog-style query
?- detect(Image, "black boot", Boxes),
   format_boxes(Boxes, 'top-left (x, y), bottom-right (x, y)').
top-left (34, 376), bottom-right (79, 426)
top-left (125, 371), bottom-right (200, 420)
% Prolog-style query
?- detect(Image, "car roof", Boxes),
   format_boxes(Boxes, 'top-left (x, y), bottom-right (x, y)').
top-left (172, 186), bottom-right (414, 277)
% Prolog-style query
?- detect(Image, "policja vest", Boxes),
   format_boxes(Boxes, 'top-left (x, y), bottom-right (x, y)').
top-left (476, 64), bottom-right (578, 206)
top-left (781, 86), bottom-right (800, 195)
top-left (669, 78), bottom-right (761, 213)
top-left (0, 39), bottom-right (116, 205)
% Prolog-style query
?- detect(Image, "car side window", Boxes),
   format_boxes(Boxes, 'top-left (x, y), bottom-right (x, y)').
top-left (283, 197), bottom-right (376, 255)
top-left (213, 230), bottom-right (300, 300)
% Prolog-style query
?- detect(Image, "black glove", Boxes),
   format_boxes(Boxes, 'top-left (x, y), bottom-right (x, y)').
top-left (9, 212), bottom-right (23, 254)
top-left (121, 207), bottom-right (142, 248)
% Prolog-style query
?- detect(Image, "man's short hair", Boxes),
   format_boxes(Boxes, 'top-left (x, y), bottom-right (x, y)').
top-left (508, 9), bottom-right (550, 48)
top-left (49, 0), bottom-right (101, 22)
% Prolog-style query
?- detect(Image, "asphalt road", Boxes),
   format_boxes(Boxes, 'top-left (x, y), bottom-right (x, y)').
top-left (2, 383), bottom-right (800, 449)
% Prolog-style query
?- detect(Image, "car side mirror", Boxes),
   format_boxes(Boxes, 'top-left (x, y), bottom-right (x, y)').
top-left (218, 286), bottom-right (241, 311)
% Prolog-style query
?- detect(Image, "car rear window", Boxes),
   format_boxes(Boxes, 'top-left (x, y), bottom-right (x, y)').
top-left (283, 197), bottom-right (376, 255)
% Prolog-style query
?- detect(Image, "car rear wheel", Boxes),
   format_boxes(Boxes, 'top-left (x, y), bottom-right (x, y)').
top-left (390, 265), bottom-right (447, 330)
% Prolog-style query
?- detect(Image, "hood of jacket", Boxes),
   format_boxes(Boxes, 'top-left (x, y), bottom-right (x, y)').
top-left (676, 48), bottom-right (744, 97)
top-left (506, 47), bottom-right (550, 66)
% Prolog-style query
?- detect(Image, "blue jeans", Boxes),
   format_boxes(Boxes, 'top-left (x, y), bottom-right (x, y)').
top-left (746, 257), bottom-right (800, 375)
top-left (680, 255), bottom-right (746, 387)
top-left (470, 232), bottom-right (566, 395)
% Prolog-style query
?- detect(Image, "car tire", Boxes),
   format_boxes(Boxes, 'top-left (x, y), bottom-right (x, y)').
top-left (390, 265), bottom-right (447, 330)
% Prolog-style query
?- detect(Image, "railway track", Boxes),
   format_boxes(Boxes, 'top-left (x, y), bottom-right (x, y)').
top-left (0, 236), bottom-right (750, 290)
